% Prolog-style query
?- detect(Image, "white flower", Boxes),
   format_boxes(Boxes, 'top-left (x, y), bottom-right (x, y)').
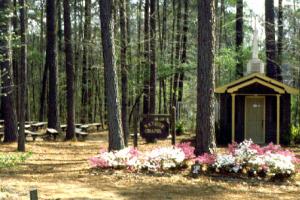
top-left (214, 154), bottom-right (235, 168)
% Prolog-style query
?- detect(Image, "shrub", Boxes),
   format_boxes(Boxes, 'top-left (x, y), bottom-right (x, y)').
top-left (0, 152), bottom-right (31, 169)
top-left (291, 125), bottom-right (300, 144)
top-left (194, 140), bottom-right (299, 180)
top-left (176, 121), bottom-right (185, 136)
top-left (89, 143), bottom-right (196, 172)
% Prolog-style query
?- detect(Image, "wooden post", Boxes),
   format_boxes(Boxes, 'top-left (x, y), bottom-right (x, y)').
top-left (231, 94), bottom-right (236, 143)
top-left (30, 189), bottom-right (38, 200)
top-left (276, 94), bottom-right (280, 144)
top-left (171, 106), bottom-right (176, 145)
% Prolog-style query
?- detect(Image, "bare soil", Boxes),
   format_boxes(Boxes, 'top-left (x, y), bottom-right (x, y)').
top-left (0, 131), bottom-right (300, 200)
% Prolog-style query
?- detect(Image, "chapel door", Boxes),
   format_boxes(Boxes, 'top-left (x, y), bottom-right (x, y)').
top-left (245, 96), bottom-right (265, 144)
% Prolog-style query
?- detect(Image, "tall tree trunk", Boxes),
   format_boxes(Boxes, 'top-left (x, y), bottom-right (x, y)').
top-left (149, 0), bottom-right (156, 113)
top-left (135, 0), bottom-right (142, 119)
top-left (172, 0), bottom-right (182, 110)
top-left (63, 0), bottom-right (75, 140)
top-left (17, 0), bottom-right (27, 151)
top-left (235, 0), bottom-right (243, 78)
top-left (195, 0), bottom-right (216, 155)
top-left (162, 0), bottom-right (167, 114)
top-left (46, 0), bottom-right (60, 130)
top-left (12, 0), bottom-right (19, 118)
top-left (119, 0), bottom-right (129, 146)
top-left (265, 0), bottom-right (281, 81)
top-left (177, 0), bottom-right (189, 108)
top-left (99, 0), bottom-right (125, 151)
top-left (81, 0), bottom-right (91, 123)
top-left (277, 0), bottom-right (283, 67)
top-left (143, 0), bottom-right (150, 114)
top-left (38, 0), bottom-right (45, 122)
top-left (0, 0), bottom-right (18, 143)
top-left (169, 0), bottom-right (176, 113)
top-left (39, 60), bottom-right (48, 121)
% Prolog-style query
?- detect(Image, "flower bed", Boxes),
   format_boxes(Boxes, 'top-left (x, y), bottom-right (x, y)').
top-left (194, 140), bottom-right (300, 180)
top-left (89, 140), bottom-right (299, 180)
top-left (89, 143), bottom-right (194, 172)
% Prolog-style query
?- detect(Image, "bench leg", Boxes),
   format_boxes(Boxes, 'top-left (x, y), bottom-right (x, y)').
top-left (32, 136), bottom-right (37, 142)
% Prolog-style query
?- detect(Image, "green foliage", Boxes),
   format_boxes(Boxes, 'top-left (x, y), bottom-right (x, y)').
top-left (0, 152), bottom-right (31, 169)
top-left (215, 47), bottom-right (237, 85)
top-left (291, 125), bottom-right (300, 144)
top-left (176, 121), bottom-right (185, 136)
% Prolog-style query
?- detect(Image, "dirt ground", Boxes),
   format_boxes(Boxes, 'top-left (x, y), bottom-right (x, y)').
top-left (0, 131), bottom-right (300, 200)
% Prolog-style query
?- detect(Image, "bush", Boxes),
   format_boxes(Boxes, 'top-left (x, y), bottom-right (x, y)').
top-left (291, 125), bottom-right (300, 144)
top-left (176, 121), bottom-right (185, 136)
top-left (194, 140), bottom-right (300, 181)
top-left (89, 142), bottom-right (195, 172)
top-left (0, 152), bottom-right (31, 169)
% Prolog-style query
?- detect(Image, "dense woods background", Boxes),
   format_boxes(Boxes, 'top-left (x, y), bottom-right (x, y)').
top-left (1, 0), bottom-right (300, 151)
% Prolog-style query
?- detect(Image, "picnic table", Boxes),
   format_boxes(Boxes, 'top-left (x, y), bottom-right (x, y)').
top-left (31, 122), bottom-right (48, 131)
top-left (60, 124), bottom-right (67, 132)
top-left (25, 130), bottom-right (46, 142)
top-left (75, 128), bottom-right (88, 140)
top-left (75, 124), bottom-right (82, 128)
top-left (0, 132), bottom-right (3, 141)
top-left (80, 123), bottom-right (102, 132)
top-left (91, 123), bottom-right (102, 131)
top-left (46, 128), bottom-right (59, 140)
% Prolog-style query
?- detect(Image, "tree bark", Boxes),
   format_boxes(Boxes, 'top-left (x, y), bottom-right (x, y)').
top-left (177, 0), bottom-right (189, 107)
top-left (235, 0), bottom-right (243, 78)
top-left (265, 0), bottom-right (281, 81)
top-left (277, 0), bottom-right (283, 67)
top-left (143, 0), bottom-right (150, 114)
top-left (0, 0), bottom-right (18, 143)
top-left (99, 0), bottom-right (125, 151)
top-left (63, 0), bottom-right (75, 140)
top-left (195, 0), bottom-right (216, 155)
top-left (17, 0), bottom-right (27, 151)
top-left (172, 0), bottom-right (182, 110)
top-left (119, 0), bottom-right (129, 146)
top-left (81, 0), bottom-right (91, 123)
top-left (149, 0), bottom-right (156, 113)
top-left (46, 0), bottom-right (60, 130)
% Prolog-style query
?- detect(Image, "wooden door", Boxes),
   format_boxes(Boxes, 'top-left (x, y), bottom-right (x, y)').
top-left (245, 97), bottom-right (265, 144)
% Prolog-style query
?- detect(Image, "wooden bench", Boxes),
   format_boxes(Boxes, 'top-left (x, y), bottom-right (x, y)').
top-left (91, 123), bottom-right (102, 131)
top-left (25, 124), bottom-right (31, 129)
top-left (46, 128), bottom-right (59, 140)
top-left (60, 124), bottom-right (67, 132)
top-left (25, 130), bottom-right (46, 141)
top-left (0, 132), bottom-right (3, 142)
top-left (75, 124), bottom-right (82, 128)
top-left (80, 125), bottom-right (91, 132)
top-left (0, 125), bottom-right (3, 132)
top-left (31, 122), bottom-right (48, 131)
top-left (81, 123), bottom-right (102, 132)
top-left (75, 128), bottom-right (88, 140)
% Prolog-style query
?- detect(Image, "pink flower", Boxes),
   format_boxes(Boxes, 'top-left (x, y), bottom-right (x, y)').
top-left (262, 143), bottom-right (281, 153)
top-left (89, 156), bottom-right (109, 168)
top-left (176, 142), bottom-right (195, 160)
top-left (250, 144), bottom-right (264, 155)
top-left (228, 142), bottom-right (238, 154)
top-left (194, 153), bottom-right (216, 165)
top-left (129, 147), bottom-right (141, 158)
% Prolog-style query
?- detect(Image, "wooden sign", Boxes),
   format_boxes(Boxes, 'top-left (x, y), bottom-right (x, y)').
top-left (140, 118), bottom-right (169, 142)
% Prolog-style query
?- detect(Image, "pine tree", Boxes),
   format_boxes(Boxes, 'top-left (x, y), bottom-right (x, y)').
top-left (0, 0), bottom-right (18, 143)
top-left (99, 0), bottom-right (125, 151)
top-left (63, 0), bottom-right (75, 140)
top-left (195, 0), bottom-right (216, 155)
